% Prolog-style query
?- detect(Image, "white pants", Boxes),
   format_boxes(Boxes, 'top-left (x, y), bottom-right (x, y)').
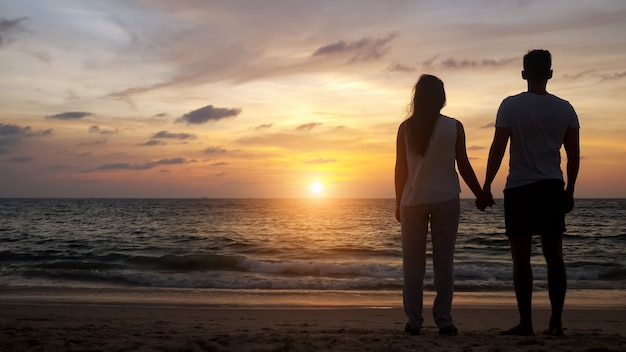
top-left (400, 197), bottom-right (460, 328)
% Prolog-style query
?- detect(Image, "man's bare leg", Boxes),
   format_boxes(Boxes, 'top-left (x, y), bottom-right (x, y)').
top-left (501, 235), bottom-right (535, 336)
top-left (541, 233), bottom-right (566, 336)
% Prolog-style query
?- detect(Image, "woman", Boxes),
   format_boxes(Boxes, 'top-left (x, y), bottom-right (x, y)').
top-left (395, 74), bottom-right (487, 336)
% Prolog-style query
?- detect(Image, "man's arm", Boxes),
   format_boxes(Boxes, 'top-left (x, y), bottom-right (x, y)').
top-left (563, 126), bottom-right (580, 212)
top-left (395, 124), bottom-right (408, 222)
top-left (483, 127), bottom-right (510, 203)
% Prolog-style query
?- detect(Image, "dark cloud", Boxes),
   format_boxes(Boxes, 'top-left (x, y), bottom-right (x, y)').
top-left (9, 156), bottom-right (33, 163)
top-left (254, 123), bottom-right (273, 130)
top-left (481, 122), bottom-right (496, 128)
top-left (564, 70), bottom-right (626, 82)
top-left (563, 70), bottom-right (595, 80)
top-left (34, 129), bottom-right (52, 137)
top-left (78, 138), bottom-right (107, 146)
top-left (296, 122), bottom-right (322, 132)
top-left (0, 17), bottom-right (27, 47)
top-left (0, 123), bottom-right (25, 136)
top-left (175, 105), bottom-right (241, 124)
top-left (600, 71), bottom-right (626, 81)
top-left (0, 123), bottom-right (51, 153)
top-left (424, 57), bottom-right (516, 70)
top-left (387, 63), bottom-right (417, 73)
top-left (95, 157), bottom-right (188, 171)
top-left (88, 125), bottom-right (117, 135)
top-left (304, 158), bottom-right (337, 164)
top-left (138, 140), bottom-right (165, 146)
top-left (210, 162), bottom-right (229, 166)
top-left (312, 33), bottom-right (398, 63)
top-left (46, 111), bottom-right (93, 120)
top-left (152, 130), bottom-right (196, 140)
top-left (204, 147), bottom-right (227, 154)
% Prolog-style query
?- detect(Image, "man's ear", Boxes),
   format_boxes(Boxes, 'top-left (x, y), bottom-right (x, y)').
top-left (521, 70), bottom-right (528, 80)
top-left (547, 70), bottom-right (553, 79)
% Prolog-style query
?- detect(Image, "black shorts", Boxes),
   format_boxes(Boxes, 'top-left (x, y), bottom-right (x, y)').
top-left (503, 179), bottom-right (567, 237)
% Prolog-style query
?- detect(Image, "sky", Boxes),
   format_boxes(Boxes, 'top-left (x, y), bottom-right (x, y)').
top-left (1, 0), bottom-right (625, 198)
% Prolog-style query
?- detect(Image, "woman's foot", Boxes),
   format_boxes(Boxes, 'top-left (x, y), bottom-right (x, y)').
top-left (542, 326), bottom-right (564, 336)
top-left (404, 323), bottom-right (420, 335)
top-left (438, 324), bottom-right (458, 336)
top-left (499, 324), bottom-right (534, 336)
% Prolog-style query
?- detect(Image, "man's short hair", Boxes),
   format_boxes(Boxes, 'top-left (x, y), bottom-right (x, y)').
top-left (523, 49), bottom-right (552, 81)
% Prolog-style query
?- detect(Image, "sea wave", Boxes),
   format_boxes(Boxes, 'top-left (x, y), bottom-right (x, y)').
top-left (7, 252), bottom-right (623, 291)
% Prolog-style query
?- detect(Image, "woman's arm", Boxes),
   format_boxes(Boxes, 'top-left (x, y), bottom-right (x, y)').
top-left (455, 120), bottom-right (489, 209)
top-left (395, 123), bottom-right (408, 222)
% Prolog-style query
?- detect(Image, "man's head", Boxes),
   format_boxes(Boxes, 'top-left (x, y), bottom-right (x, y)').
top-left (522, 49), bottom-right (553, 81)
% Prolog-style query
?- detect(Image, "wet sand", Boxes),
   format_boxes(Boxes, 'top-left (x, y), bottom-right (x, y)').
top-left (1, 299), bottom-right (624, 351)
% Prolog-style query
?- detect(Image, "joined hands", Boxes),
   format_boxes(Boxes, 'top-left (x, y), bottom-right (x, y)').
top-left (475, 190), bottom-right (496, 211)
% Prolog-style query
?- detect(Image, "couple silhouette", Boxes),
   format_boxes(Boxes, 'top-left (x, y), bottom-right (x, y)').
top-left (395, 49), bottom-right (580, 337)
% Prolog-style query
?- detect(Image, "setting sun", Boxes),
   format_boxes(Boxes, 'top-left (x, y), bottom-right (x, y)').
top-left (311, 182), bottom-right (323, 194)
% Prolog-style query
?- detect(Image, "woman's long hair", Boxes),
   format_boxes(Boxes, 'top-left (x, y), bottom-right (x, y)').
top-left (405, 74), bottom-right (446, 155)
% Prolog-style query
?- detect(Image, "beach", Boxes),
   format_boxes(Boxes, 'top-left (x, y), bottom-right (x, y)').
top-left (1, 291), bottom-right (624, 352)
top-left (1, 198), bottom-right (624, 351)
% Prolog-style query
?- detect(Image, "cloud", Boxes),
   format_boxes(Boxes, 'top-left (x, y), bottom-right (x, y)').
top-left (204, 147), bottom-right (227, 154)
top-left (210, 162), bottom-right (229, 166)
top-left (304, 158), bottom-right (337, 165)
top-left (0, 123), bottom-right (52, 154)
top-left (563, 70), bottom-right (596, 80)
top-left (296, 122), bottom-right (322, 132)
top-left (0, 123), bottom-right (26, 136)
top-left (600, 71), bottom-right (626, 81)
top-left (152, 130), bottom-right (196, 140)
top-left (387, 63), bottom-right (417, 73)
top-left (9, 156), bottom-right (33, 163)
top-left (254, 123), bottom-right (273, 130)
top-left (0, 17), bottom-right (27, 47)
top-left (78, 138), bottom-right (107, 146)
top-left (563, 70), bottom-right (626, 82)
top-left (481, 122), bottom-right (496, 128)
top-left (46, 111), bottom-right (93, 120)
top-left (424, 57), bottom-right (516, 70)
top-left (175, 105), bottom-right (241, 124)
top-left (94, 157), bottom-right (188, 171)
top-left (312, 33), bottom-right (398, 63)
top-left (88, 125), bottom-right (117, 135)
top-left (138, 140), bottom-right (165, 146)
top-left (0, 123), bottom-right (51, 137)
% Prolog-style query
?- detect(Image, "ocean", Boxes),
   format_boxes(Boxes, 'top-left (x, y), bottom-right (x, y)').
top-left (0, 198), bottom-right (624, 307)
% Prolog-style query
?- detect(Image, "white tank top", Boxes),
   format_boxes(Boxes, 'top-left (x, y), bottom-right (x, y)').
top-left (401, 115), bottom-right (461, 206)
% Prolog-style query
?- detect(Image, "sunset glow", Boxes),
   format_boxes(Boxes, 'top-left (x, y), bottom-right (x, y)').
top-left (311, 182), bottom-right (323, 195)
top-left (1, 1), bottom-right (625, 198)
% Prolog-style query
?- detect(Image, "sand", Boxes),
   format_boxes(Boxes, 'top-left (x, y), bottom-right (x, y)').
top-left (1, 299), bottom-right (624, 352)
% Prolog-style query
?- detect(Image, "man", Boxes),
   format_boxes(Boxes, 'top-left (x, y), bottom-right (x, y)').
top-left (483, 49), bottom-right (580, 336)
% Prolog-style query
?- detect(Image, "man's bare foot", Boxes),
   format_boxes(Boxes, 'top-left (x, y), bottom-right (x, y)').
top-left (499, 324), bottom-right (534, 336)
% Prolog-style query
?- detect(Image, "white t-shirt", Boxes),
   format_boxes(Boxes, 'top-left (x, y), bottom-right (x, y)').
top-left (496, 92), bottom-right (579, 190)
top-left (401, 115), bottom-right (461, 205)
